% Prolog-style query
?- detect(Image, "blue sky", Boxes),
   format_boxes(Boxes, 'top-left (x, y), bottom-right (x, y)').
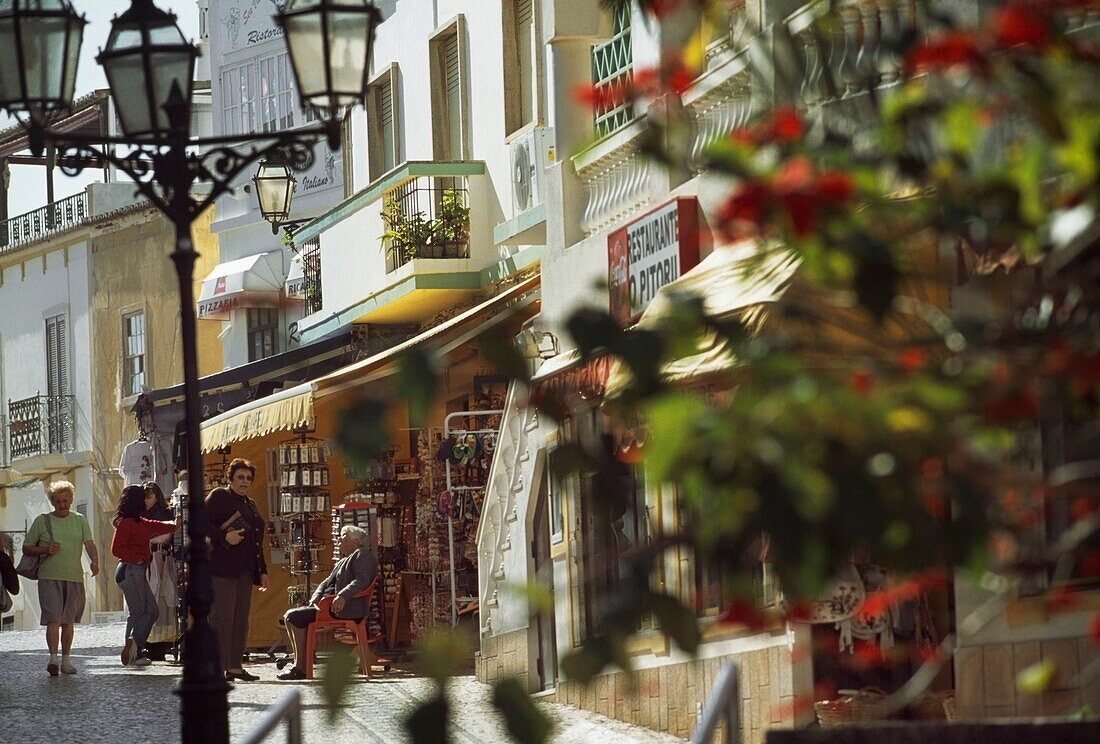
top-left (5, 1), bottom-right (201, 219)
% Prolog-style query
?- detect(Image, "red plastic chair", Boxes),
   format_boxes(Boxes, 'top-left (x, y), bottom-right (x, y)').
top-left (302, 577), bottom-right (389, 679)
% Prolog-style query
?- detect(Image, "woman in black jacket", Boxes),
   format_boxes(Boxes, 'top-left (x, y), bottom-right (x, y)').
top-left (205, 458), bottom-right (268, 681)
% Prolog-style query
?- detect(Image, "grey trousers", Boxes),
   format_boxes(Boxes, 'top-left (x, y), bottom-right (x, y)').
top-left (117, 562), bottom-right (157, 651)
top-left (210, 572), bottom-right (254, 671)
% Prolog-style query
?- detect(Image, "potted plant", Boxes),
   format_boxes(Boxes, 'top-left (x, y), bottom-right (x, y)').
top-left (382, 192), bottom-right (433, 265)
top-left (432, 187), bottom-right (470, 258)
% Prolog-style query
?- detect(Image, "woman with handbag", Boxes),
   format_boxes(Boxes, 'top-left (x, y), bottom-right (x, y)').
top-left (205, 458), bottom-right (269, 681)
top-left (21, 480), bottom-right (99, 676)
top-left (111, 483), bottom-right (178, 668)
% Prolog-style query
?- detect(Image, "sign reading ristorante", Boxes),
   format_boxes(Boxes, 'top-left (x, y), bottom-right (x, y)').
top-left (607, 197), bottom-right (701, 324)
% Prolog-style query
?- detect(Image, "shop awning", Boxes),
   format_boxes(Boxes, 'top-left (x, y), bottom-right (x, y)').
top-left (197, 251), bottom-right (286, 320)
top-left (197, 273), bottom-right (541, 450)
top-left (200, 383), bottom-right (315, 453)
top-left (605, 241), bottom-right (799, 397)
top-left (314, 273), bottom-right (541, 398)
top-left (285, 257), bottom-right (306, 300)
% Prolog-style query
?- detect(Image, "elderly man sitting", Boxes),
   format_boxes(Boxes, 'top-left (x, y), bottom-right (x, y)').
top-left (277, 524), bottom-right (378, 681)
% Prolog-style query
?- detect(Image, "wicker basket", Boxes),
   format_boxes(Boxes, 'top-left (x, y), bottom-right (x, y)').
top-left (912, 691), bottom-right (951, 721)
top-left (943, 693), bottom-right (957, 722)
top-left (814, 688), bottom-right (887, 726)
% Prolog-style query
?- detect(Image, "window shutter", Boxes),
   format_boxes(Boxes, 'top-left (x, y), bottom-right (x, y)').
top-left (515, 0), bottom-right (536, 125)
top-left (444, 33), bottom-right (463, 158)
top-left (380, 78), bottom-right (395, 171)
top-left (45, 315), bottom-right (69, 398)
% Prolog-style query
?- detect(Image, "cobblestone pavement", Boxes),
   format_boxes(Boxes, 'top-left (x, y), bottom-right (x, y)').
top-left (0, 622), bottom-right (685, 743)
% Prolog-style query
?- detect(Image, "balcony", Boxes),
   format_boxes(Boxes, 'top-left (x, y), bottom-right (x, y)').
top-left (7, 395), bottom-right (76, 460)
top-left (382, 176), bottom-right (470, 272)
top-left (291, 160), bottom-right (543, 341)
top-left (0, 192), bottom-right (89, 254)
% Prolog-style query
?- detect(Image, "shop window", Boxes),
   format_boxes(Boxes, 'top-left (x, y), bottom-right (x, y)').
top-left (503, 0), bottom-right (541, 135)
top-left (430, 19), bottom-right (469, 160)
top-left (366, 64), bottom-right (400, 181)
top-left (247, 308), bottom-right (279, 362)
top-left (122, 309), bottom-right (147, 398)
top-left (571, 413), bottom-right (656, 640)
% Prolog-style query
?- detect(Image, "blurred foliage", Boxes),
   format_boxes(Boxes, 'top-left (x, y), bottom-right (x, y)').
top-left (330, 2), bottom-right (1100, 741)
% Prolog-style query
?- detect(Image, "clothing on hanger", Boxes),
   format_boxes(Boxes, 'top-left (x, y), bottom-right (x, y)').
top-left (119, 439), bottom-right (156, 485)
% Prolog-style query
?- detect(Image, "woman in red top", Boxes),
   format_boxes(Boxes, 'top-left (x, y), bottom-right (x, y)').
top-left (110, 484), bottom-right (177, 668)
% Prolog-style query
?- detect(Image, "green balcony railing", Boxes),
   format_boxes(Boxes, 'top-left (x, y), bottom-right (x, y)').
top-left (591, 4), bottom-right (634, 139)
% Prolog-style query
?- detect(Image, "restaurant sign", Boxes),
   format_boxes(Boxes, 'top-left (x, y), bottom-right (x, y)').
top-left (607, 197), bottom-right (700, 324)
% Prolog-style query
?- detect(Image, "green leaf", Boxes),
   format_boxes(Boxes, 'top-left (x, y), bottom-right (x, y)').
top-left (336, 397), bottom-right (391, 465)
top-left (566, 308), bottom-right (621, 357)
top-left (405, 691), bottom-right (451, 744)
top-left (320, 646), bottom-right (358, 723)
top-left (416, 628), bottom-right (472, 683)
top-left (396, 348), bottom-right (440, 426)
top-left (643, 393), bottom-right (708, 483)
top-left (491, 677), bottom-right (554, 744)
top-left (648, 591), bottom-right (701, 654)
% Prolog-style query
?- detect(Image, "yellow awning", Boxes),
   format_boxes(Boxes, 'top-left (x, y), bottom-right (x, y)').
top-left (197, 273), bottom-right (541, 451)
top-left (200, 384), bottom-right (315, 453)
top-left (605, 240), bottom-right (799, 397)
top-left (314, 274), bottom-right (541, 398)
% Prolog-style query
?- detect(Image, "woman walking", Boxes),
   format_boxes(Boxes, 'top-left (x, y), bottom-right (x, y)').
top-left (111, 484), bottom-right (178, 668)
top-left (22, 480), bottom-right (99, 676)
top-left (206, 458), bottom-right (269, 681)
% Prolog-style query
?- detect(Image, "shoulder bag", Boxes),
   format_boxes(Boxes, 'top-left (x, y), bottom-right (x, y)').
top-left (16, 515), bottom-right (55, 581)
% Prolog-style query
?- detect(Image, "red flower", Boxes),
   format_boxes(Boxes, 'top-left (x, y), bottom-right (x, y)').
top-left (990, 4), bottom-right (1052, 51)
top-left (898, 347), bottom-right (928, 375)
top-left (1070, 497), bottom-right (1095, 523)
top-left (983, 389), bottom-right (1039, 423)
top-left (717, 180), bottom-right (772, 238)
top-left (906, 31), bottom-right (986, 73)
top-left (816, 170), bottom-right (855, 206)
top-left (850, 368), bottom-right (875, 395)
top-left (731, 107), bottom-right (805, 146)
top-left (720, 600), bottom-right (767, 629)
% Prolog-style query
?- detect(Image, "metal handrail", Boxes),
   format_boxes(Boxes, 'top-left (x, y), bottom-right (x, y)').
top-left (690, 662), bottom-right (740, 744)
top-left (239, 689), bottom-right (302, 744)
top-left (0, 192), bottom-right (89, 254)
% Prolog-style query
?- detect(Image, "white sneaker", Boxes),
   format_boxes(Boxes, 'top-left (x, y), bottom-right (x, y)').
top-left (131, 655), bottom-right (152, 668)
top-left (60, 658), bottom-right (77, 674)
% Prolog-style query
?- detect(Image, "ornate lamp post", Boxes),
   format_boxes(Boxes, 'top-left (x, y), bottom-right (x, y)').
top-left (0, 2), bottom-right (381, 742)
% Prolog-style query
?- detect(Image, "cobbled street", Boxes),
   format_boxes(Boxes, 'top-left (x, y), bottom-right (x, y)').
top-left (0, 621), bottom-right (685, 743)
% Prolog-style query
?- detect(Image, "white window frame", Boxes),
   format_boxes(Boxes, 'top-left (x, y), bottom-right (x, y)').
top-left (246, 307), bottom-right (280, 362)
top-left (259, 52), bottom-right (295, 133)
top-left (122, 308), bottom-right (148, 399)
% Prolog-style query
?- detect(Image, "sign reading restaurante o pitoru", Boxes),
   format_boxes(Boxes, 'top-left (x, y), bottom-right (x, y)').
top-left (607, 197), bottom-right (701, 324)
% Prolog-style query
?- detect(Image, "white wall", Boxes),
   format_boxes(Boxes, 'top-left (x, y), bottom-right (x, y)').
top-left (204, 0), bottom-right (346, 369)
top-left (0, 244), bottom-right (94, 456)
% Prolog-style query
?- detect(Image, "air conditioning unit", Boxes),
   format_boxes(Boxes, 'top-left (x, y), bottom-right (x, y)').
top-left (510, 127), bottom-right (556, 214)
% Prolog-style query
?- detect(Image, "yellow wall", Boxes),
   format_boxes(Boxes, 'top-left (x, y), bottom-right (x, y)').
top-left (89, 205), bottom-right (222, 611)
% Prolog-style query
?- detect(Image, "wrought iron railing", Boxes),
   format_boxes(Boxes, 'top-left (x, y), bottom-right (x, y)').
top-left (299, 237), bottom-right (323, 315)
top-left (382, 176), bottom-right (470, 272)
top-left (7, 394), bottom-right (75, 459)
top-left (591, 3), bottom-right (634, 139)
top-left (0, 192), bottom-right (89, 253)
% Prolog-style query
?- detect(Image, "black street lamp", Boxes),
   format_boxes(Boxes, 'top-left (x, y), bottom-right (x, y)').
top-left (0, 1), bottom-right (381, 742)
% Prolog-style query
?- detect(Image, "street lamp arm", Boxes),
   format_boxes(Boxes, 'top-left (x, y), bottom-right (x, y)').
top-left (51, 129), bottom-right (331, 222)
